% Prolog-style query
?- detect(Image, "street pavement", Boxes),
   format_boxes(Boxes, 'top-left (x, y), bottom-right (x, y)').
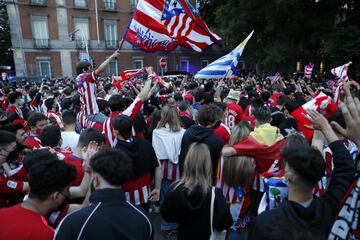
top-left (149, 211), bottom-right (177, 240)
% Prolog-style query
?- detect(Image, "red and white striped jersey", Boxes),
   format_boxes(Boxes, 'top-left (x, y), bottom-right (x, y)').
top-left (323, 139), bottom-right (359, 177)
top-left (7, 105), bottom-right (23, 119)
top-left (76, 111), bottom-right (90, 129)
top-left (76, 71), bottom-right (99, 116)
top-left (47, 110), bottom-right (64, 129)
top-left (160, 159), bottom-right (180, 182)
top-left (103, 98), bottom-right (144, 147)
top-left (215, 156), bottom-right (252, 232)
top-left (76, 111), bottom-right (103, 132)
top-left (30, 98), bottom-right (42, 112)
top-left (121, 172), bottom-right (152, 206)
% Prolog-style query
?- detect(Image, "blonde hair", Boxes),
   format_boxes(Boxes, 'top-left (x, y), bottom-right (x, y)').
top-left (175, 143), bottom-right (212, 195)
top-left (223, 156), bottom-right (255, 187)
top-left (157, 105), bottom-right (182, 132)
top-left (228, 121), bottom-right (251, 145)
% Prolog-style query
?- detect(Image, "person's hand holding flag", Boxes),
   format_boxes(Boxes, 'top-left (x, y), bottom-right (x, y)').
top-left (330, 81), bottom-right (360, 147)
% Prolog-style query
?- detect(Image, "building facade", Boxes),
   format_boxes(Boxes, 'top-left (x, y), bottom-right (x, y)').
top-left (5, 0), bottom-right (225, 78)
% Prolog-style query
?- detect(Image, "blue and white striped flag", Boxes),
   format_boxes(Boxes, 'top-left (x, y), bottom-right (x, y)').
top-left (194, 30), bottom-right (254, 79)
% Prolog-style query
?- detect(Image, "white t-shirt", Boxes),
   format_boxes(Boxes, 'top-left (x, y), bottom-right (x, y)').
top-left (61, 131), bottom-right (80, 151)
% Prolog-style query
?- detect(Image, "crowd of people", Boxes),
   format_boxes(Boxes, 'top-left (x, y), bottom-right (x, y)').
top-left (0, 49), bottom-right (359, 240)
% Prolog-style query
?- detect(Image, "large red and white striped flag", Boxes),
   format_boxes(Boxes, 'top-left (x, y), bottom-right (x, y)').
top-left (331, 61), bottom-right (352, 103)
top-left (331, 61), bottom-right (352, 80)
top-left (124, 0), bottom-right (221, 52)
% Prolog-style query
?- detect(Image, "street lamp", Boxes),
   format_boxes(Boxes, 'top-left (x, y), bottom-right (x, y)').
top-left (69, 29), bottom-right (91, 65)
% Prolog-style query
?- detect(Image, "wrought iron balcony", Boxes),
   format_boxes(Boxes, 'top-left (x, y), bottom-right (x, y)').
top-left (30, 0), bottom-right (45, 5)
top-left (76, 39), bottom-right (89, 49)
top-left (33, 38), bottom-right (49, 48)
top-left (105, 40), bottom-right (118, 49)
top-left (74, 0), bottom-right (87, 9)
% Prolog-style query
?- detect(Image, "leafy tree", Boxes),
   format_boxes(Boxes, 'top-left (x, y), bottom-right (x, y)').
top-left (200, 0), bottom-right (360, 78)
top-left (0, 2), bottom-right (14, 70)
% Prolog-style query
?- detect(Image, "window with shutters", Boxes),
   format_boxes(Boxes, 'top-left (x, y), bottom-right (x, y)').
top-left (104, 0), bottom-right (116, 10)
top-left (74, 18), bottom-right (90, 49)
top-left (32, 16), bottom-right (49, 48)
top-left (107, 60), bottom-right (118, 76)
top-left (133, 59), bottom-right (144, 69)
top-left (38, 61), bottom-right (51, 78)
top-left (104, 20), bottom-right (118, 49)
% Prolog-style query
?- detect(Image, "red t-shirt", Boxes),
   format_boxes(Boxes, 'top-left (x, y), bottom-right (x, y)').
top-left (0, 204), bottom-right (54, 240)
top-left (226, 103), bottom-right (244, 129)
top-left (214, 123), bottom-right (231, 146)
top-left (63, 154), bottom-right (84, 186)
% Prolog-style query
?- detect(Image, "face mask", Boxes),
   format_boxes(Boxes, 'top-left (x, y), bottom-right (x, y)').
top-left (213, 120), bottom-right (222, 129)
top-left (35, 128), bottom-right (42, 136)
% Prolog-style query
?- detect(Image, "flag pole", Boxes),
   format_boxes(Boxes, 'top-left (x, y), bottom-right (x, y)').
top-left (222, 67), bottom-right (231, 84)
top-left (118, 38), bottom-right (125, 51)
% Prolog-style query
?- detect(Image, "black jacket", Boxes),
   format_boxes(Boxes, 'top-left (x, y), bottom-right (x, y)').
top-left (249, 140), bottom-right (355, 239)
top-left (115, 138), bottom-right (159, 180)
top-left (54, 189), bottom-right (153, 240)
top-left (179, 125), bottom-right (222, 177)
top-left (161, 184), bottom-right (232, 240)
top-left (180, 115), bottom-right (196, 129)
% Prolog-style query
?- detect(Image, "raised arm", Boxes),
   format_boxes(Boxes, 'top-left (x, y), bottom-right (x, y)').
top-left (94, 49), bottom-right (121, 76)
top-left (306, 108), bottom-right (355, 213)
top-left (69, 141), bottom-right (98, 199)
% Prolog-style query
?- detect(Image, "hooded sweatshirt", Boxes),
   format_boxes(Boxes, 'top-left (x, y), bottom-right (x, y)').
top-left (249, 140), bottom-right (355, 239)
top-left (115, 138), bottom-right (159, 205)
top-left (179, 125), bottom-right (222, 179)
top-left (250, 123), bottom-right (283, 146)
top-left (161, 184), bottom-right (232, 240)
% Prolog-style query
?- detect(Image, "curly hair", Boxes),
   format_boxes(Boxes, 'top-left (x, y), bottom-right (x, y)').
top-left (28, 159), bottom-right (76, 200)
top-left (196, 104), bottom-right (223, 126)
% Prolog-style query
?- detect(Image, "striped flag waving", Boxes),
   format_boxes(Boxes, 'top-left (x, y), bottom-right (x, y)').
top-left (331, 61), bottom-right (352, 80)
top-left (124, 0), bottom-right (221, 52)
top-left (194, 30), bottom-right (254, 79)
top-left (331, 61), bottom-right (352, 103)
top-left (304, 64), bottom-right (314, 80)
